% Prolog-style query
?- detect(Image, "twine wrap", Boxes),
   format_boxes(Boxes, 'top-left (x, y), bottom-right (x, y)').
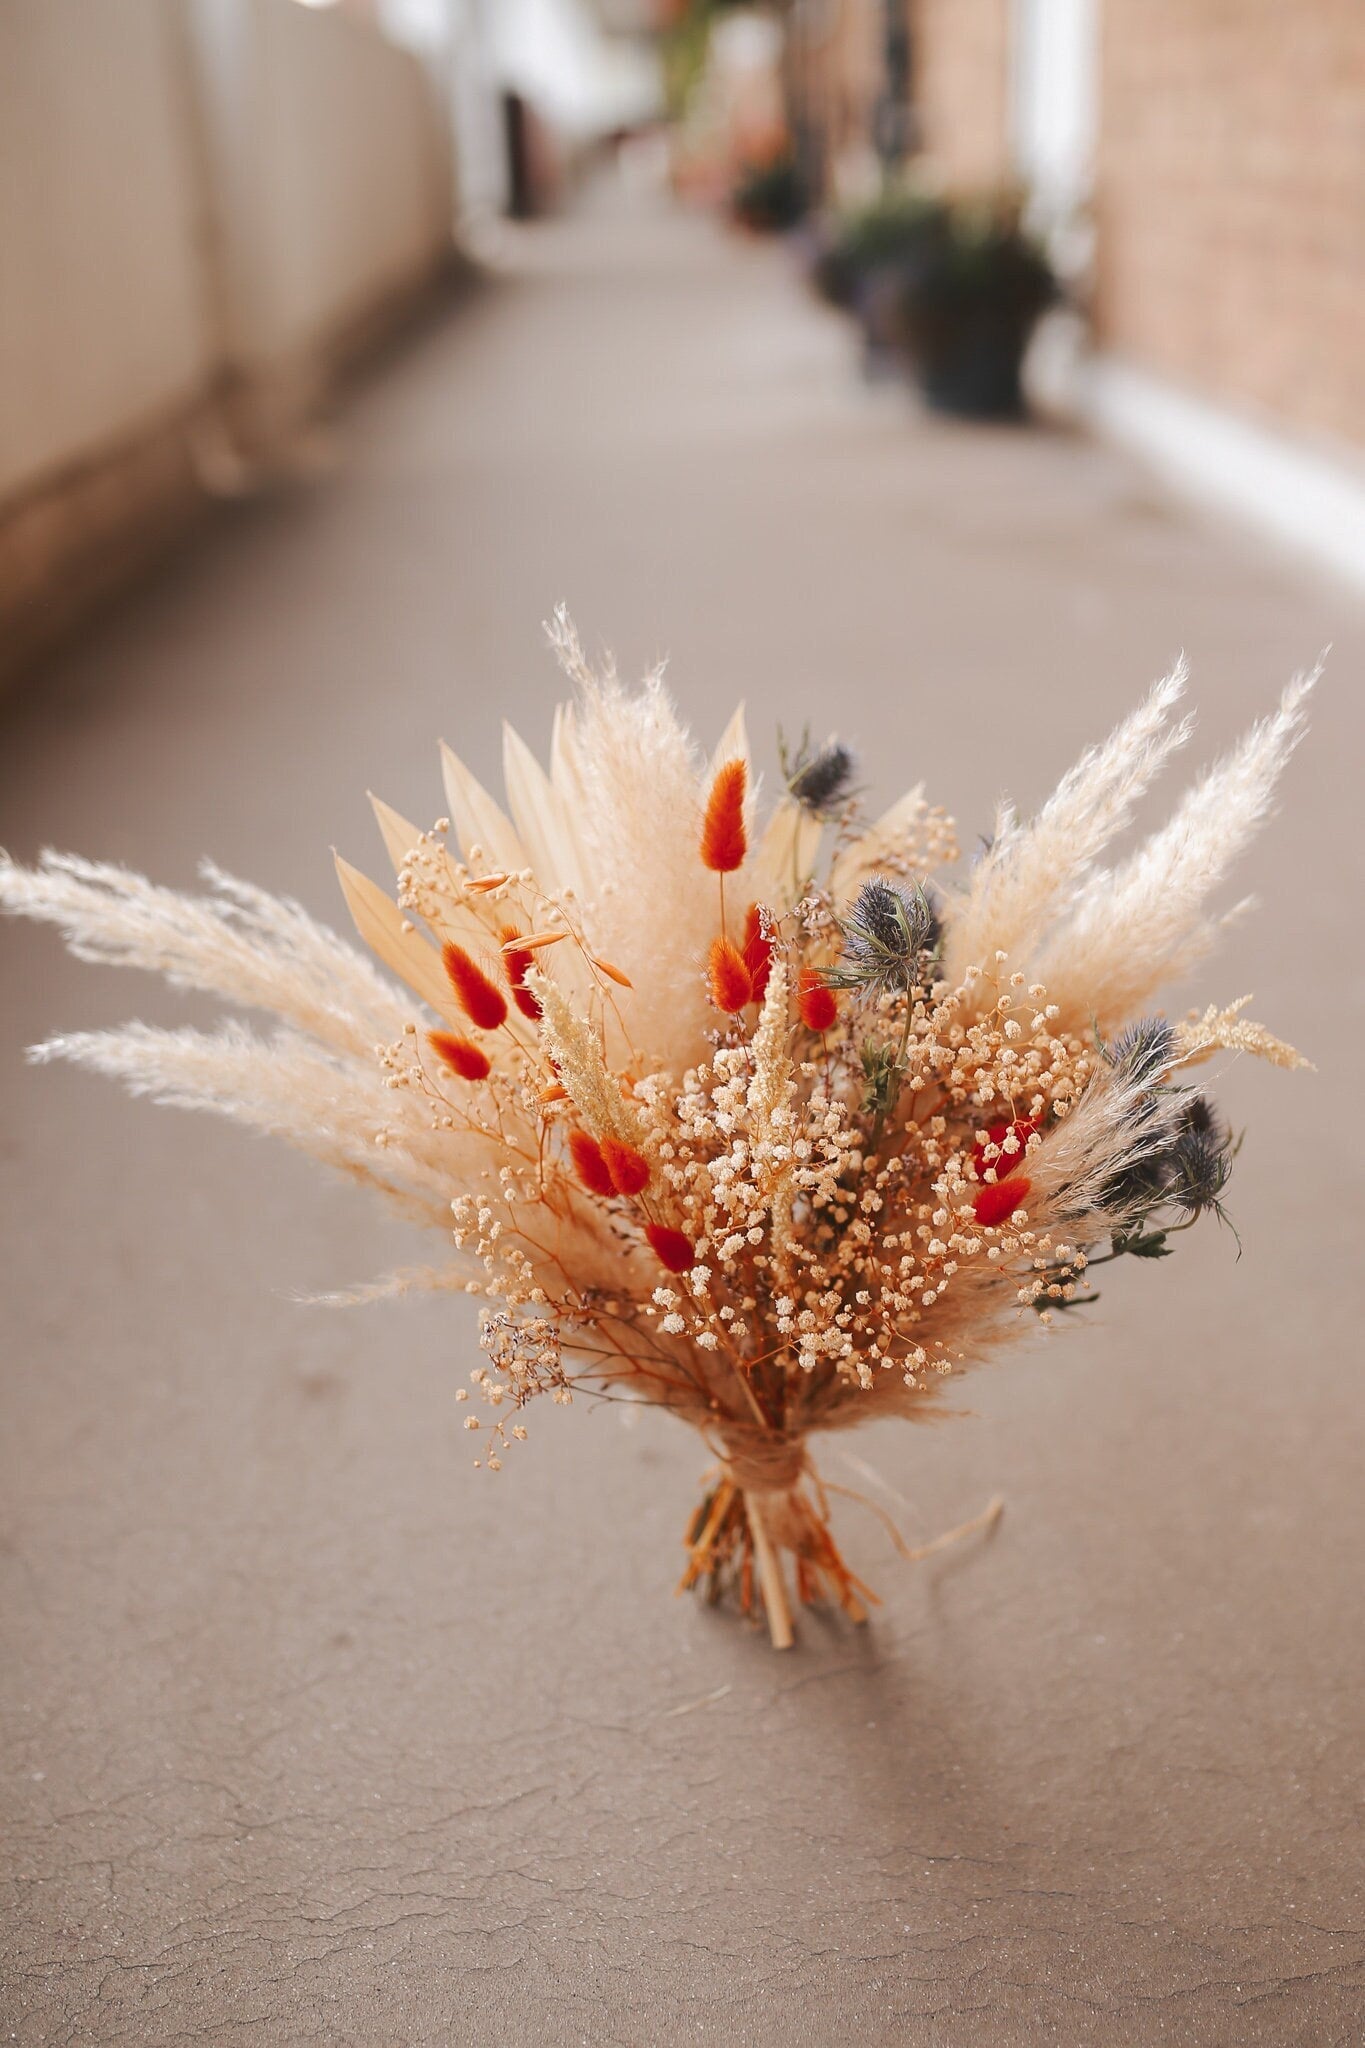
top-left (719, 1426), bottom-right (808, 1496)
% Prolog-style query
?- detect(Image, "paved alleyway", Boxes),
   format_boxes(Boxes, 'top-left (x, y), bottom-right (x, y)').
top-left (3, 175), bottom-right (1363, 2044)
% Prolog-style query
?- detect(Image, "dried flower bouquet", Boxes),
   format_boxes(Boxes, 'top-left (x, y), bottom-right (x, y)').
top-left (0, 614), bottom-right (1313, 1646)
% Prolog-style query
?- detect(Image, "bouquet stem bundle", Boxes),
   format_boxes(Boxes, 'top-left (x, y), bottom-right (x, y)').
top-left (0, 614), bottom-right (1314, 1647)
top-left (679, 1476), bottom-right (863, 1650)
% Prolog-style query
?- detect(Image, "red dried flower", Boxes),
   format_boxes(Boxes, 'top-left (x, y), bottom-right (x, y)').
top-left (427, 1031), bottom-right (491, 1082)
top-left (708, 936), bottom-right (753, 1014)
top-left (600, 1135), bottom-right (651, 1196)
top-left (972, 1116), bottom-right (1039, 1182)
top-left (797, 967), bottom-right (838, 1033)
top-left (442, 942), bottom-right (508, 1031)
top-left (645, 1222), bottom-right (695, 1273)
top-left (568, 1129), bottom-right (614, 1198)
top-left (700, 758), bottom-right (748, 873)
top-left (973, 1177), bottom-right (1031, 1228)
top-left (499, 925), bottom-right (541, 1020)
top-left (741, 902), bottom-right (773, 1002)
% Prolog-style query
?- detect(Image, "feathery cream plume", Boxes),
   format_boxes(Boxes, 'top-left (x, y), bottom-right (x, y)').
top-left (943, 661), bottom-right (1191, 990)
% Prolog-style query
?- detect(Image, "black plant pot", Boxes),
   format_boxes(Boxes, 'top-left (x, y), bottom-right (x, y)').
top-left (854, 263), bottom-right (921, 377)
top-left (731, 160), bottom-right (808, 235)
top-left (911, 310), bottom-right (1036, 420)
top-left (797, 220), bottom-right (859, 308)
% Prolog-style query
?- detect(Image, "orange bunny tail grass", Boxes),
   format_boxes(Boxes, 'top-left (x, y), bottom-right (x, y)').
top-left (708, 936), bottom-right (753, 1014)
top-left (741, 902), bottom-right (773, 1002)
top-left (600, 1135), bottom-right (651, 1196)
top-left (645, 1222), bottom-right (695, 1273)
top-left (441, 942), bottom-right (508, 1032)
top-left (427, 1030), bottom-right (492, 1082)
top-left (499, 927), bottom-right (542, 1020)
top-left (973, 1116), bottom-right (1039, 1181)
top-left (700, 758), bottom-right (748, 873)
top-left (568, 1128), bottom-right (615, 1197)
top-left (797, 967), bottom-right (838, 1033)
top-left (973, 1177), bottom-right (1031, 1227)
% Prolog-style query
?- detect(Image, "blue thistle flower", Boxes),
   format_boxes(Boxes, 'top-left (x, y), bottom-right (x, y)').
top-left (788, 741), bottom-right (858, 817)
top-left (1099, 1090), bottom-right (1234, 1220)
top-left (1107, 1016), bottom-right (1176, 1084)
top-left (827, 876), bottom-right (939, 997)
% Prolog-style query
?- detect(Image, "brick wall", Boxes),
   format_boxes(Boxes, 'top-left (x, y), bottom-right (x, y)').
top-left (1096, 1), bottom-right (1365, 447)
top-left (908, 0), bottom-right (1013, 188)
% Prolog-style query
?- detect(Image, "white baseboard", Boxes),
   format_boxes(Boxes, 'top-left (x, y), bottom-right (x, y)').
top-left (1078, 354), bottom-right (1365, 593)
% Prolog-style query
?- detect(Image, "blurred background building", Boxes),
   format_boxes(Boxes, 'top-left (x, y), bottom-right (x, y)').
top-left (2, 0), bottom-right (1362, 688)
top-left (0, 0), bottom-right (665, 683)
top-left (784, 0), bottom-right (1365, 578)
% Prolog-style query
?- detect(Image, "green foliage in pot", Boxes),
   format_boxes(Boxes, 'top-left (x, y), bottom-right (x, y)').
top-left (731, 154), bottom-right (809, 234)
top-left (894, 195), bottom-right (1058, 419)
top-left (809, 188), bottom-right (948, 309)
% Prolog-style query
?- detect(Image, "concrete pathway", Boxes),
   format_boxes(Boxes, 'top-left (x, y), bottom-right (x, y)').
top-left (3, 174), bottom-right (1363, 2045)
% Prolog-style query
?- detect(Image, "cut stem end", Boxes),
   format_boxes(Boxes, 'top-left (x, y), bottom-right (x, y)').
top-left (678, 1472), bottom-right (877, 1649)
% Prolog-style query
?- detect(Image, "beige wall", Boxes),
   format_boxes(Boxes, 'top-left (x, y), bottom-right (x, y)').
top-left (1096, 0), bottom-right (1365, 447)
top-left (189, 0), bottom-right (451, 386)
top-left (0, 0), bottom-right (453, 512)
top-left (0, 0), bottom-right (215, 504)
top-left (908, 0), bottom-right (1013, 189)
top-left (0, 0), bottom-right (457, 683)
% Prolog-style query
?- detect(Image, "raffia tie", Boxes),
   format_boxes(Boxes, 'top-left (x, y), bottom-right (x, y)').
top-left (719, 1425), bottom-right (808, 1496)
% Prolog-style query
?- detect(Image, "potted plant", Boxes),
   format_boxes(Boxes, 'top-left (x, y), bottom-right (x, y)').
top-left (730, 151), bottom-right (809, 233)
top-left (806, 189), bottom-right (949, 373)
top-left (894, 196), bottom-right (1058, 419)
top-left (808, 187), bottom-right (947, 314)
